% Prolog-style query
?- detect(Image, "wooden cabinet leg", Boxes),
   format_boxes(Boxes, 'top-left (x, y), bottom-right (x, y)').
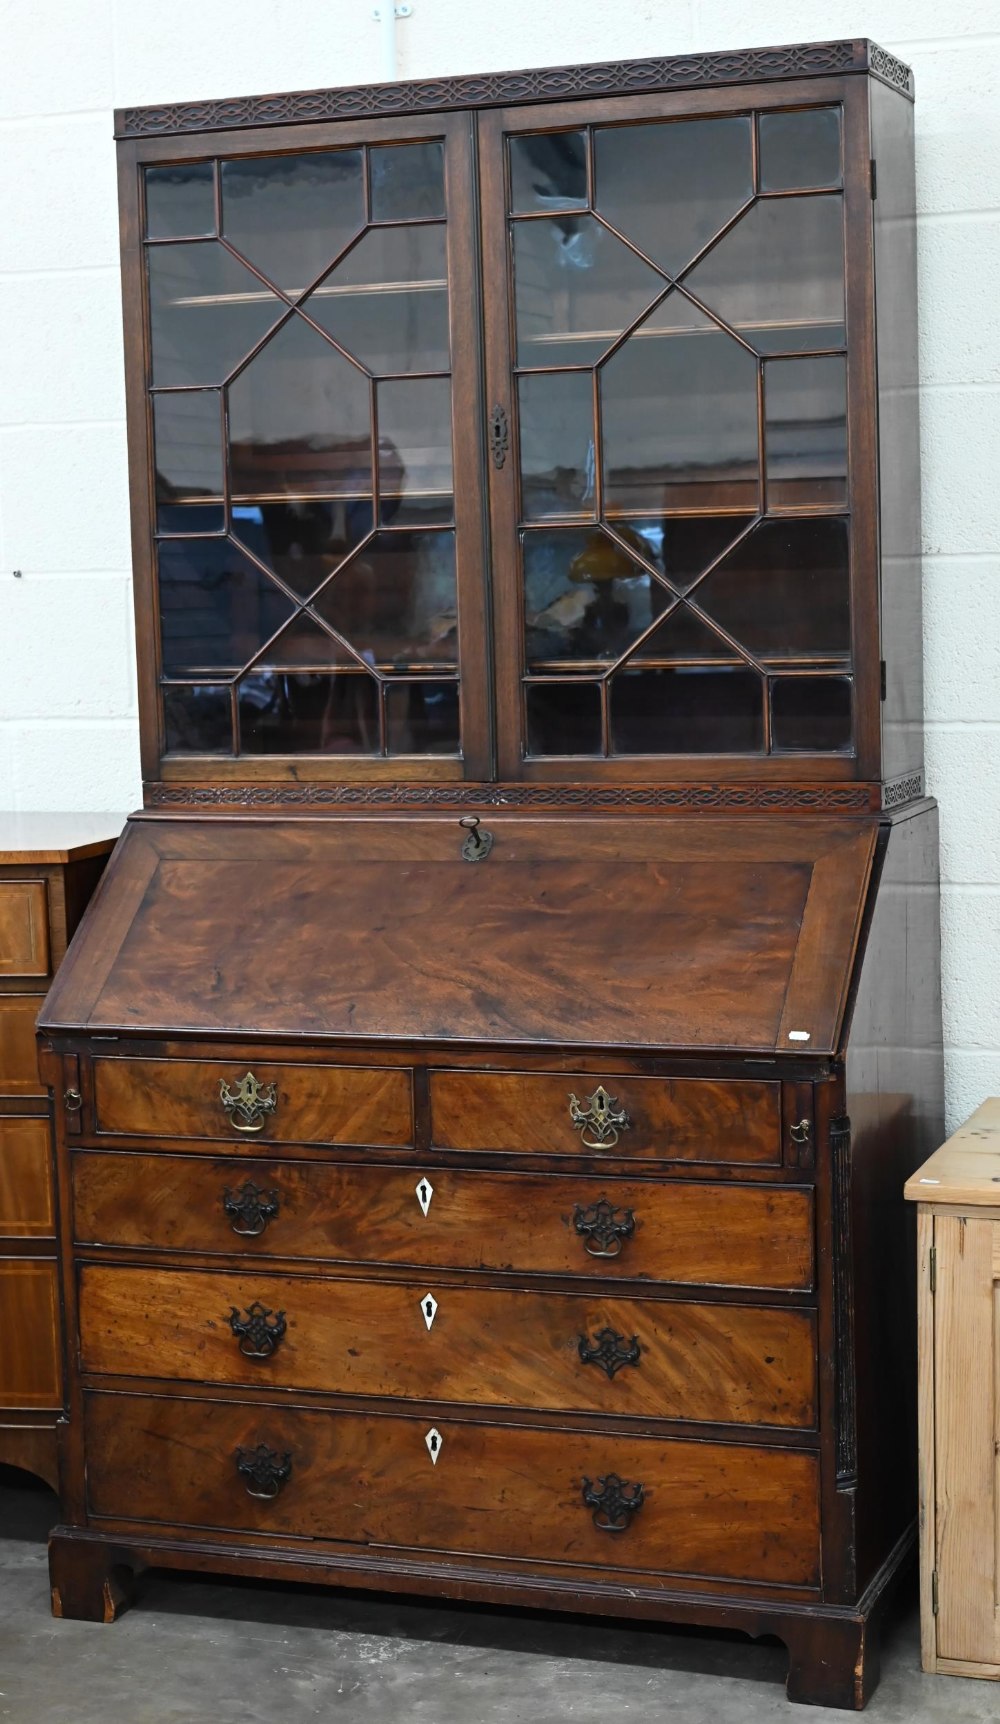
top-left (49, 1532), bottom-right (140, 1624)
top-left (783, 1614), bottom-right (879, 1710)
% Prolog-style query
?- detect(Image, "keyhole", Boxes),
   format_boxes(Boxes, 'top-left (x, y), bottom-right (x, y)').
top-left (419, 1183), bottom-right (428, 1203)
top-left (424, 1300), bottom-right (433, 1318)
top-left (429, 1432), bottom-right (438, 1453)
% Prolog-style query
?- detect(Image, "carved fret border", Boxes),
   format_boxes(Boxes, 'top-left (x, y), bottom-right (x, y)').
top-left (146, 782), bottom-right (879, 812)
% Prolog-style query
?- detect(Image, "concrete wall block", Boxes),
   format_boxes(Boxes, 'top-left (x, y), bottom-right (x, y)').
top-left (0, 424), bottom-right (132, 573)
top-left (0, 272), bottom-right (125, 426)
top-left (920, 387), bottom-right (1000, 556)
top-left (927, 729), bottom-right (1000, 886)
top-left (0, 0), bottom-right (115, 120)
top-left (0, 573), bottom-right (136, 720)
top-left (940, 889), bottom-right (1000, 1048)
top-left (0, 116), bottom-right (119, 275)
top-left (945, 1049), bottom-right (1000, 1136)
top-left (918, 215), bottom-right (1000, 385)
top-left (6, 719), bottom-right (141, 812)
top-left (923, 559), bottom-right (1000, 721)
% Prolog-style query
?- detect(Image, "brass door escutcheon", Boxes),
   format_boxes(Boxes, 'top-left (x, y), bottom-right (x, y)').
top-left (219, 1071), bottom-right (277, 1132)
top-left (581, 1472), bottom-right (645, 1532)
top-left (578, 1327), bottom-right (642, 1379)
top-left (222, 1179), bottom-right (280, 1237)
top-left (459, 814), bottom-right (493, 861)
top-left (572, 1198), bottom-right (636, 1258)
top-left (568, 1086), bottom-right (631, 1149)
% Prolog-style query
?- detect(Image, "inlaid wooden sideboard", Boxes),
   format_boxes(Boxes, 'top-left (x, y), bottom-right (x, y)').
top-left (0, 815), bottom-right (119, 1489)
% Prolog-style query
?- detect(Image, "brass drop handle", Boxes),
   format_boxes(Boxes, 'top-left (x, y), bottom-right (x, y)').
top-left (219, 1071), bottom-right (277, 1133)
top-left (568, 1086), bottom-right (631, 1149)
top-left (578, 1327), bottom-right (641, 1378)
top-left (234, 1443), bottom-right (292, 1500)
top-left (63, 1087), bottom-right (83, 1113)
top-left (581, 1472), bottom-right (645, 1532)
top-left (572, 1199), bottom-right (636, 1258)
top-left (222, 1180), bottom-right (280, 1238)
top-left (228, 1301), bottom-right (286, 1359)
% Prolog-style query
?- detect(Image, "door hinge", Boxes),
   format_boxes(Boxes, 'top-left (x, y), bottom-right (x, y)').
top-left (931, 1569), bottom-right (939, 1615)
top-left (880, 659), bottom-right (887, 701)
top-left (929, 1244), bottom-right (937, 1295)
top-left (870, 158), bottom-right (878, 199)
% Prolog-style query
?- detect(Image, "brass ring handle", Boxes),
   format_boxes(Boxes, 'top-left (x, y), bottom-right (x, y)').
top-left (581, 1472), bottom-right (645, 1532)
top-left (219, 1072), bottom-right (277, 1133)
top-left (572, 1199), bottom-right (636, 1258)
top-left (234, 1442), bottom-right (292, 1500)
top-left (228, 1301), bottom-right (286, 1359)
top-left (222, 1180), bottom-right (280, 1238)
top-left (63, 1087), bottom-right (83, 1112)
top-left (568, 1086), bottom-right (631, 1150)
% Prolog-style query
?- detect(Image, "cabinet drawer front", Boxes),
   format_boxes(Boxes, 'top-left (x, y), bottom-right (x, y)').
top-left (78, 1264), bottom-right (815, 1427)
top-left (430, 1072), bottom-right (781, 1163)
top-left (0, 1259), bottom-right (60, 1407)
top-left (91, 1058), bottom-right (413, 1147)
top-left (0, 997), bottom-right (43, 1095)
top-left (0, 882), bottom-right (49, 978)
top-left (73, 1154), bottom-right (813, 1291)
top-left (0, 1118), bottom-right (54, 1235)
top-left (84, 1391), bottom-right (820, 1585)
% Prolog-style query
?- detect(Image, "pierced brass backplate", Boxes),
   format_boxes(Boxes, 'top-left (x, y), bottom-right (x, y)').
top-left (219, 1071), bottom-right (278, 1133)
top-left (568, 1085), bottom-right (631, 1149)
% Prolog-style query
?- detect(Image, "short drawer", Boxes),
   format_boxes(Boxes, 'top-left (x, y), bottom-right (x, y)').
top-left (72, 1154), bottom-right (814, 1291)
top-left (0, 881), bottom-right (49, 978)
top-left (0, 996), bottom-right (44, 1096)
top-left (84, 1391), bottom-right (820, 1586)
top-left (78, 1264), bottom-right (816, 1428)
top-left (90, 1057), bottom-right (413, 1147)
top-left (1, 1118), bottom-right (54, 1235)
top-left (0, 1259), bottom-right (61, 1408)
top-left (430, 1071), bottom-right (781, 1164)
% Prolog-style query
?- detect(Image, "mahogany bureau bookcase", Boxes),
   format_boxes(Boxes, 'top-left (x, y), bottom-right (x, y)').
top-left (38, 39), bottom-right (942, 1710)
top-left (0, 815), bottom-right (118, 1489)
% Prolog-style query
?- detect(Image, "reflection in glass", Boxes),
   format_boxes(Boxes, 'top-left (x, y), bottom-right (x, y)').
top-left (156, 502), bottom-right (226, 535)
top-left (630, 603), bottom-right (736, 661)
top-left (525, 682), bottom-right (602, 755)
top-left (385, 680), bottom-right (460, 753)
top-left (509, 131), bottom-right (588, 213)
top-left (153, 390), bottom-right (223, 509)
top-left (162, 683), bottom-right (232, 753)
top-left (305, 225), bottom-right (449, 374)
top-left (377, 377), bottom-right (453, 524)
top-left (523, 527), bottom-right (670, 669)
top-left (157, 538), bottom-right (295, 674)
top-left (147, 242), bottom-right (285, 387)
top-left (221, 151), bottom-right (364, 296)
top-left (616, 516), bottom-right (755, 589)
top-left (611, 666), bottom-right (763, 753)
top-left (228, 315), bottom-right (371, 499)
top-left (697, 517), bottom-right (850, 662)
top-left (765, 356), bottom-right (847, 508)
top-left (370, 142), bottom-right (446, 221)
top-left (595, 116), bottom-right (752, 277)
top-left (759, 108), bottom-right (842, 193)
top-left (231, 499), bottom-right (374, 599)
top-left (146, 163), bottom-right (216, 240)
top-left (238, 670), bottom-right (379, 753)
top-left (602, 315), bottom-right (758, 511)
top-left (771, 675), bottom-right (852, 751)
top-left (683, 195), bottom-right (845, 353)
top-left (518, 371), bottom-right (595, 520)
top-left (253, 614), bottom-right (355, 667)
top-left (514, 215), bottom-right (662, 367)
top-left (313, 530), bottom-right (457, 668)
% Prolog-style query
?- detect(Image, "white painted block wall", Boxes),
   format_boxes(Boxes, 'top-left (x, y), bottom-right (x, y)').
top-left (0, 1), bottom-right (997, 1128)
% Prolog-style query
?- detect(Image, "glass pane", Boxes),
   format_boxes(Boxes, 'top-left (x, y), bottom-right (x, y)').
top-left (523, 527), bottom-right (670, 670)
top-left (370, 142), bottom-right (445, 221)
top-left (525, 682), bottom-right (602, 755)
top-left (765, 356), bottom-right (847, 508)
top-left (153, 391), bottom-right (223, 510)
top-left (683, 195), bottom-right (845, 353)
top-left (238, 671), bottom-right (379, 754)
top-left (157, 538), bottom-right (295, 674)
top-left (231, 500), bottom-right (374, 600)
top-left (228, 315), bottom-right (371, 500)
top-left (378, 377), bottom-right (453, 525)
top-left (630, 604), bottom-right (739, 662)
top-left (610, 666), bottom-right (763, 753)
top-left (509, 131), bottom-right (588, 213)
top-left (771, 675), bottom-right (852, 750)
top-left (313, 530), bottom-right (457, 669)
top-left (602, 314), bottom-right (758, 511)
top-left (759, 109), bottom-right (842, 193)
top-left (145, 163), bottom-right (215, 240)
top-left (385, 681), bottom-right (460, 754)
top-left (305, 226), bottom-right (449, 374)
top-left (254, 614), bottom-right (355, 668)
top-left (156, 501), bottom-right (226, 535)
top-left (147, 242), bottom-right (284, 387)
top-left (595, 117), bottom-right (752, 277)
top-left (518, 371), bottom-right (595, 521)
top-left (619, 517), bottom-right (756, 590)
top-left (162, 683), bottom-right (232, 752)
top-left (697, 517), bottom-right (851, 662)
top-left (221, 151), bottom-right (364, 296)
top-left (513, 215), bottom-right (663, 367)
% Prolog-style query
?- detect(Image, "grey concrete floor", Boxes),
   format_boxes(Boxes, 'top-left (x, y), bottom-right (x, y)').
top-left (0, 1469), bottom-right (994, 1723)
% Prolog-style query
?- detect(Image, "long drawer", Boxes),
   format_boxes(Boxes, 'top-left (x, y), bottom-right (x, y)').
top-left (78, 1264), bottom-right (816, 1427)
top-left (84, 1391), bottom-right (821, 1586)
top-left (429, 1071), bottom-right (781, 1163)
top-left (90, 1057), bottom-right (413, 1147)
top-left (72, 1154), bottom-right (814, 1291)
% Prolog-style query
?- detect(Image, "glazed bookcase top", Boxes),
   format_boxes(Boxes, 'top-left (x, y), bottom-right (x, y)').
top-left (115, 39), bottom-right (914, 138)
